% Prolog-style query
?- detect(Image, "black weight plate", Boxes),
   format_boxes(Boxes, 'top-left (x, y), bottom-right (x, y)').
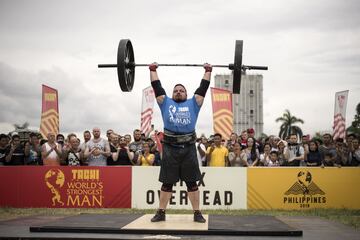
top-left (233, 40), bottom-right (243, 94)
top-left (117, 39), bottom-right (135, 91)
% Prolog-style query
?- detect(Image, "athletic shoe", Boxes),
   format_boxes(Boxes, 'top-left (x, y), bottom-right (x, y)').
top-left (193, 210), bottom-right (206, 223)
top-left (151, 209), bottom-right (166, 222)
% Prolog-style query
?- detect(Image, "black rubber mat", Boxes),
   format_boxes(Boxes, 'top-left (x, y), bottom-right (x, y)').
top-left (30, 214), bottom-right (302, 236)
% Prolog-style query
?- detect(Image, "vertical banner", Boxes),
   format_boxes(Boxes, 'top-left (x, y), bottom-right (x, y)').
top-left (211, 87), bottom-right (233, 140)
top-left (141, 86), bottom-right (155, 137)
top-left (333, 90), bottom-right (349, 140)
top-left (40, 85), bottom-right (59, 138)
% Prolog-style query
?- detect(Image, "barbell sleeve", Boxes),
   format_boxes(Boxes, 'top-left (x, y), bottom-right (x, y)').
top-left (243, 65), bottom-right (268, 70)
top-left (98, 64), bottom-right (117, 68)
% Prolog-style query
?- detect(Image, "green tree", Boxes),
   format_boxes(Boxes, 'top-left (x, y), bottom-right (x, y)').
top-left (276, 109), bottom-right (304, 140)
top-left (347, 103), bottom-right (360, 135)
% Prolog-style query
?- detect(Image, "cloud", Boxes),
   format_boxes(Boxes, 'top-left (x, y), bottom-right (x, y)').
top-left (0, 62), bottom-right (145, 135)
top-left (0, 0), bottom-right (359, 138)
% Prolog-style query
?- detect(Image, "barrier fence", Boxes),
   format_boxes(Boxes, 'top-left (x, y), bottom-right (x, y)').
top-left (0, 166), bottom-right (359, 209)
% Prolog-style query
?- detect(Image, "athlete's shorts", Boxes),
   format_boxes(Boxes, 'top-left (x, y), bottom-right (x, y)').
top-left (159, 142), bottom-right (201, 184)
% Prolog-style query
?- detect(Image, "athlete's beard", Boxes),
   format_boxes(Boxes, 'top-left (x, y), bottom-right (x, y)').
top-left (174, 98), bottom-right (186, 103)
top-left (173, 94), bottom-right (186, 103)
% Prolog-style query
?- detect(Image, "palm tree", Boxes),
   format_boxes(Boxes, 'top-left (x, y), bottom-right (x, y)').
top-left (275, 110), bottom-right (304, 140)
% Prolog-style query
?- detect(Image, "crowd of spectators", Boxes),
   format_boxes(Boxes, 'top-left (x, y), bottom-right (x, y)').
top-left (0, 127), bottom-right (359, 167)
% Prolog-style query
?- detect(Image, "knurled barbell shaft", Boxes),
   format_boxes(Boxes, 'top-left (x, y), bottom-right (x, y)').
top-left (97, 63), bottom-right (229, 68)
top-left (98, 63), bottom-right (268, 70)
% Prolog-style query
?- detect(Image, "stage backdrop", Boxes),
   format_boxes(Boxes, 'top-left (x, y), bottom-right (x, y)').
top-left (131, 166), bottom-right (247, 210)
top-left (0, 166), bottom-right (131, 208)
top-left (247, 167), bottom-right (360, 210)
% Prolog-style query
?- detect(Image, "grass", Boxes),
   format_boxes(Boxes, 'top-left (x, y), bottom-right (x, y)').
top-left (0, 208), bottom-right (359, 229)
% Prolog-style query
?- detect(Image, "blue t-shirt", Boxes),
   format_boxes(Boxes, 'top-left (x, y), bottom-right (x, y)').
top-left (159, 95), bottom-right (201, 134)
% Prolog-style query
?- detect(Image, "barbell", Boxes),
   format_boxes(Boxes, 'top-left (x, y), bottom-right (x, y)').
top-left (98, 39), bottom-right (268, 94)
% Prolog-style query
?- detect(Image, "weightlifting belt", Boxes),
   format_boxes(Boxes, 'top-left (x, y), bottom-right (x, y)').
top-left (162, 129), bottom-right (197, 145)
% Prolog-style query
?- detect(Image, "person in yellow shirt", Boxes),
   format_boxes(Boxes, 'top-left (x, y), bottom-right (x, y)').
top-left (206, 133), bottom-right (230, 166)
top-left (138, 142), bottom-right (155, 166)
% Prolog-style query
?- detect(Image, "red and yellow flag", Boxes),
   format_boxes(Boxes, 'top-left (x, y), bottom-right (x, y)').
top-left (211, 87), bottom-right (233, 139)
top-left (39, 85), bottom-right (59, 138)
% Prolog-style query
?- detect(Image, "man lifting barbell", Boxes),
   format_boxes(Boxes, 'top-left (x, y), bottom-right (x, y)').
top-left (149, 62), bottom-right (212, 223)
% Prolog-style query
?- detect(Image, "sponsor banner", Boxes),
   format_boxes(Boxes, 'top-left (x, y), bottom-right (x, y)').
top-left (141, 86), bottom-right (155, 137)
top-left (248, 168), bottom-right (360, 209)
top-left (132, 166), bottom-right (247, 209)
top-left (0, 166), bottom-right (131, 208)
top-left (40, 85), bottom-right (59, 138)
top-left (333, 90), bottom-right (349, 140)
top-left (210, 87), bottom-right (233, 139)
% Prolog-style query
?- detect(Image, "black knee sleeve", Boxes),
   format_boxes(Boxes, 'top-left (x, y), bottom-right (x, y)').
top-left (161, 183), bottom-right (173, 192)
top-left (185, 181), bottom-right (198, 192)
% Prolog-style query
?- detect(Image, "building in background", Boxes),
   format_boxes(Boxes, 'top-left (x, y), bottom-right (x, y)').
top-left (214, 73), bottom-right (263, 137)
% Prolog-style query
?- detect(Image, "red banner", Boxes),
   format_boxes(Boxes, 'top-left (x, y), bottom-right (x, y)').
top-left (211, 87), bottom-right (233, 140)
top-left (40, 85), bottom-right (59, 138)
top-left (0, 166), bottom-right (132, 208)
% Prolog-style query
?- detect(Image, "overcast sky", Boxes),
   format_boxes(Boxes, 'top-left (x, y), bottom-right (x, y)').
top-left (0, 0), bottom-right (359, 138)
